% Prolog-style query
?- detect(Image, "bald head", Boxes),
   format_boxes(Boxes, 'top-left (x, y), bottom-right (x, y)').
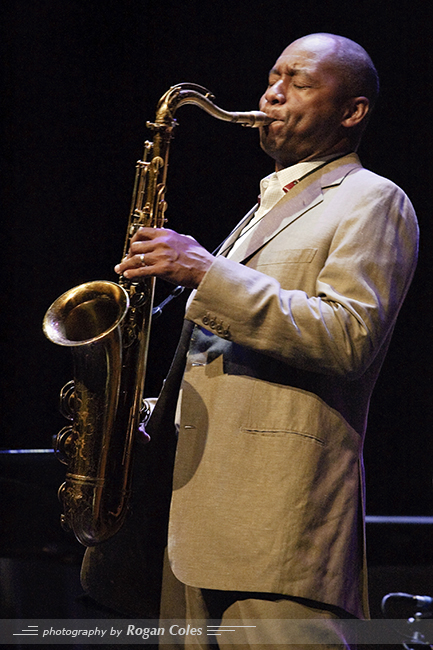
top-left (288, 33), bottom-right (379, 110)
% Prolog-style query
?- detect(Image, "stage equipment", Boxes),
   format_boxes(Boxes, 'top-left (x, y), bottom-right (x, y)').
top-left (382, 592), bottom-right (433, 648)
top-left (42, 84), bottom-right (272, 547)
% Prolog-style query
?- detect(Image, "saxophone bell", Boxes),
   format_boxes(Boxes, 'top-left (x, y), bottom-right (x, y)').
top-left (43, 281), bottom-right (131, 546)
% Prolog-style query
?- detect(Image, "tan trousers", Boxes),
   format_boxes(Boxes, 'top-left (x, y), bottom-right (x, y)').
top-left (159, 555), bottom-right (353, 649)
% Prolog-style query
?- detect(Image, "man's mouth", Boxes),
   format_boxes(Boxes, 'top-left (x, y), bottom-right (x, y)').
top-left (262, 118), bottom-right (283, 133)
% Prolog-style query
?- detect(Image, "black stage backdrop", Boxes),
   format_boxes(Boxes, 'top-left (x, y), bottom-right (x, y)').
top-left (1, 0), bottom-right (432, 521)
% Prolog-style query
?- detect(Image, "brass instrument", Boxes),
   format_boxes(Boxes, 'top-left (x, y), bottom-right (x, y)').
top-left (42, 83), bottom-right (272, 547)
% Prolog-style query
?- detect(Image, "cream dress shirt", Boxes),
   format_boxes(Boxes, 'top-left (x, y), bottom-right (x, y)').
top-left (228, 159), bottom-right (331, 257)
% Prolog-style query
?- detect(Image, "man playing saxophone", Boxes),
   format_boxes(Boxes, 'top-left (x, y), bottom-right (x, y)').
top-left (106, 32), bottom-right (417, 648)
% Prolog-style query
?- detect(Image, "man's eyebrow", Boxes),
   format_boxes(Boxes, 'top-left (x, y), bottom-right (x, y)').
top-left (268, 66), bottom-right (315, 82)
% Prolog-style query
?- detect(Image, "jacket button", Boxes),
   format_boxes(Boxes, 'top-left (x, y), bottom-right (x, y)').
top-left (202, 315), bottom-right (210, 325)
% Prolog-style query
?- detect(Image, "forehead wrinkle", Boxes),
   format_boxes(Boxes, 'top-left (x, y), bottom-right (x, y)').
top-left (269, 65), bottom-right (316, 82)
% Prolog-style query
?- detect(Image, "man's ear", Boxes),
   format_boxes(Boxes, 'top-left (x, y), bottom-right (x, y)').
top-left (341, 96), bottom-right (370, 128)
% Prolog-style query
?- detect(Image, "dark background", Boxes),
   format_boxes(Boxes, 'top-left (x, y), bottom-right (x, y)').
top-left (1, 0), bottom-right (432, 524)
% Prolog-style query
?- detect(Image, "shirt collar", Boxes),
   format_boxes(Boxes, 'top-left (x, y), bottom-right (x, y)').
top-left (277, 154), bottom-right (345, 190)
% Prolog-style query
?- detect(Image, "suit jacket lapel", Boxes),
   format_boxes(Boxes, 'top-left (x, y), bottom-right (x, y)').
top-left (226, 154), bottom-right (362, 264)
top-left (218, 204), bottom-right (258, 257)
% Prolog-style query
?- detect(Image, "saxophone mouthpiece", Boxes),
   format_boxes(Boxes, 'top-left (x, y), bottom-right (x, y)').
top-left (250, 111), bottom-right (274, 127)
top-left (236, 110), bottom-right (274, 127)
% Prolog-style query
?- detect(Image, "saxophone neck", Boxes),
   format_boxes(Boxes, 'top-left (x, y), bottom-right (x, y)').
top-left (146, 83), bottom-right (272, 131)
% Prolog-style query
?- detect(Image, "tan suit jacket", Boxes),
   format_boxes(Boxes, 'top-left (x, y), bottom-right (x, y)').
top-left (167, 153), bottom-right (418, 619)
top-left (81, 153), bottom-right (418, 619)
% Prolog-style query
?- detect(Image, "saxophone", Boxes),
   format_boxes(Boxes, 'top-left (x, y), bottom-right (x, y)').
top-left (42, 83), bottom-right (271, 547)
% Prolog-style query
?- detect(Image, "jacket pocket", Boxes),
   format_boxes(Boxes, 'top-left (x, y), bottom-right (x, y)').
top-left (240, 427), bottom-right (325, 445)
top-left (257, 248), bottom-right (317, 265)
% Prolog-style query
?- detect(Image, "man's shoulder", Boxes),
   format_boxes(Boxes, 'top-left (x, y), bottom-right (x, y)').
top-left (324, 157), bottom-right (412, 211)
top-left (339, 155), bottom-right (408, 194)
top-left (345, 170), bottom-right (416, 217)
top-left (329, 160), bottom-right (418, 230)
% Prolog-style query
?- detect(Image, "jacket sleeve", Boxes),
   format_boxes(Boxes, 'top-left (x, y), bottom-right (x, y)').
top-left (185, 178), bottom-right (419, 378)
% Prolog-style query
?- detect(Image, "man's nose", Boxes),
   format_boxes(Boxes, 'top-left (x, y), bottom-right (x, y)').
top-left (263, 80), bottom-right (285, 105)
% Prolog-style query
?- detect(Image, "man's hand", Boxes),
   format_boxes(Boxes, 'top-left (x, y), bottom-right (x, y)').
top-left (114, 227), bottom-right (215, 289)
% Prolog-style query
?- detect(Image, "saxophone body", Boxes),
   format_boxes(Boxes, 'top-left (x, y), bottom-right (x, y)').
top-left (43, 83), bottom-right (271, 547)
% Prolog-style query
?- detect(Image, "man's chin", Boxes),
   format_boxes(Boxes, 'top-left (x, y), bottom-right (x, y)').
top-left (259, 131), bottom-right (282, 160)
